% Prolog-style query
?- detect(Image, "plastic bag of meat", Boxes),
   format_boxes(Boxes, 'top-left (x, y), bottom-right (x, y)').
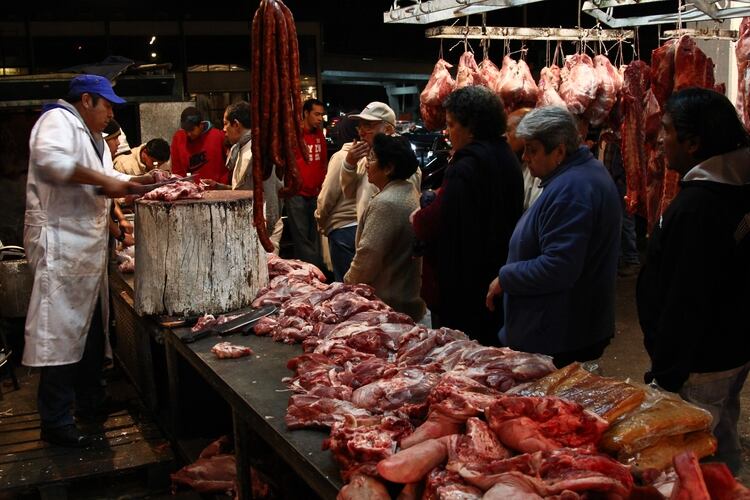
top-left (211, 342), bottom-right (253, 359)
top-left (456, 51), bottom-right (483, 88)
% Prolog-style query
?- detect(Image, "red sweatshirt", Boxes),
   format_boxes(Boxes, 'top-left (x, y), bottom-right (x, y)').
top-left (170, 127), bottom-right (228, 184)
top-left (295, 128), bottom-right (328, 197)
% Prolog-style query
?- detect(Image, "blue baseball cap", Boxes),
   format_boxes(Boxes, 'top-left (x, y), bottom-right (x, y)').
top-left (68, 74), bottom-right (126, 104)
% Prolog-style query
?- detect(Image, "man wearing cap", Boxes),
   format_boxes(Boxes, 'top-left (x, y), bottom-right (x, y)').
top-left (341, 102), bottom-right (421, 221)
top-left (170, 106), bottom-right (227, 183)
top-left (113, 138), bottom-right (171, 177)
top-left (24, 74), bottom-right (155, 447)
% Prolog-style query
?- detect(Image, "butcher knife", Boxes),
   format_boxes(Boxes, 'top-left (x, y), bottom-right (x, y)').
top-left (183, 305), bottom-right (277, 343)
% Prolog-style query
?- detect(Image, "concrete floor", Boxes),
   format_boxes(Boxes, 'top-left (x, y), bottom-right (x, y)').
top-left (601, 273), bottom-right (750, 483)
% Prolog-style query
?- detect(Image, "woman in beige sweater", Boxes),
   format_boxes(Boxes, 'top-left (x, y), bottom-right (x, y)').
top-left (344, 134), bottom-right (425, 321)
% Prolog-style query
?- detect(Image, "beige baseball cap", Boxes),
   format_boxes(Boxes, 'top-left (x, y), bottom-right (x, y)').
top-left (350, 101), bottom-right (396, 127)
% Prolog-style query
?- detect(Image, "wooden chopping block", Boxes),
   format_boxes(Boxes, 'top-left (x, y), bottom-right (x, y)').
top-left (133, 190), bottom-right (268, 316)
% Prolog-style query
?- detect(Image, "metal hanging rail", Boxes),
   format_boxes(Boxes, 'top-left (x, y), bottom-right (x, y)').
top-left (425, 25), bottom-right (634, 41)
top-left (582, 0), bottom-right (750, 28)
top-left (661, 27), bottom-right (739, 40)
top-left (383, 0), bottom-right (546, 25)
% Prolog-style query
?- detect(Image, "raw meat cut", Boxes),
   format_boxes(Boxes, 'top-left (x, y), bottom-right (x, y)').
top-left (485, 395), bottom-right (608, 453)
top-left (421, 58), bottom-right (455, 106)
top-left (285, 394), bottom-right (373, 430)
top-left (336, 473), bottom-right (390, 500)
top-left (499, 56), bottom-right (539, 110)
top-left (651, 39), bottom-right (676, 106)
top-left (252, 275), bottom-right (328, 308)
top-left (171, 436), bottom-right (236, 495)
top-left (211, 342), bottom-right (253, 359)
top-left (736, 18), bottom-right (750, 131)
top-left (422, 468), bottom-right (483, 500)
top-left (456, 51), bottom-right (483, 88)
top-left (351, 367), bottom-right (441, 414)
top-left (538, 65), bottom-right (561, 92)
top-left (191, 312), bottom-right (244, 333)
top-left (377, 436), bottom-right (452, 483)
top-left (396, 327), bottom-right (468, 366)
top-left (620, 60), bottom-right (651, 215)
top-left (537, 86), bottom-right (567, 109)
top-left (586, 55), bottom-right (619, 126)
top-left (445, 417), bottom-right (510, 473)
top-left (673, 35), bottom-right (715, 92)
top-left (266, 253), bottom-right (327, 282)
top-left (479, 58), bottom-right (503, 95)
top-left (421, 101), bottom-right (447, 132)
top-left (142, 180), bottom-right (204, 201)
top-left (699, 461), bottom-right (750, 499)
top-left (324, 415), bottom-right (412, 480)
top-left (115, 246), bottom-right (135, 273)
top-left (670, 451), bottom-right (710, 499)
top-left (559, 54), bottom-right (599, 115)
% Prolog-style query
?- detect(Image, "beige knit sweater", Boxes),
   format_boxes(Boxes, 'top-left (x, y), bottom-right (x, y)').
top-left (344, 180), bottom-right (425, 321)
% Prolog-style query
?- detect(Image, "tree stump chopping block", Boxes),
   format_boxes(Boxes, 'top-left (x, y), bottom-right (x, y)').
top-left (133, 190), bottom-right (268, 316)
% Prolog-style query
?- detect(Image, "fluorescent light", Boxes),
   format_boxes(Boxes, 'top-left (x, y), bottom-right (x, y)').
top-left (149, 36), bottom-right (156, 45)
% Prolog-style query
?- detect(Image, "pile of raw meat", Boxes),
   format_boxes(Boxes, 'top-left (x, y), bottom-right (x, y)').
top-left (737, 18), bottom-right (750, 132)
top-left (141, 178), bottom-right (204, 202)
top-left (248, 257), bottom-right (749, 499)
top-left (621, 35), bottom-right (723, 231)
top-left (115, 245), bottom-right (135, 273)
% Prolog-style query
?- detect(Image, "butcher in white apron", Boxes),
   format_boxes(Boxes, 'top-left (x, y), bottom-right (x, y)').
top-left (24, 74), bottom-right (150, 447)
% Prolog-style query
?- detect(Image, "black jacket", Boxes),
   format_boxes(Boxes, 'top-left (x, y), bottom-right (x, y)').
top-left (433, 138), bottom-right (524, 345)
top-left (637, 148), bottom-right (750, 392)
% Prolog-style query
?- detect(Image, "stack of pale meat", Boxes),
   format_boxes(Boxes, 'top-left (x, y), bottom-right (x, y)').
top-left (621, 35), bottom-right (723, 232)
top-left (420, 50), bottom-right (623, 130)
top-left (246, 256), bottom-right (747, 499)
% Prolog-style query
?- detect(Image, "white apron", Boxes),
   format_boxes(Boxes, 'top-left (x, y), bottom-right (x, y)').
top-left (23, 101), bottom-right (129, 367)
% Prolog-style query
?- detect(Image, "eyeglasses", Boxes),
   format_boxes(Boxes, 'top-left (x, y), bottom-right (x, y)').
top-left (357, 121), bottom-right (382, 131)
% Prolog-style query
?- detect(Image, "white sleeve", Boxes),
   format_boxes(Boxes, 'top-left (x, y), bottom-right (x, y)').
top-left (29, 111), bottom-right (78, 183)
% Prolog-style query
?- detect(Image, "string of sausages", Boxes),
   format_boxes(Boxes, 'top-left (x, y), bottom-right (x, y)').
top-left (251, 0), bottom-right (306, 251)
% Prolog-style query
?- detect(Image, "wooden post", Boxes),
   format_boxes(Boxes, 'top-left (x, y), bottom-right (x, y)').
top-left (134, 190), bottom-right (268, 316)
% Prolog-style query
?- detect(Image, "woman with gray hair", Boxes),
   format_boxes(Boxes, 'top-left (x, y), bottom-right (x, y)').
top-left (486, 106), bottom-right (622, 368)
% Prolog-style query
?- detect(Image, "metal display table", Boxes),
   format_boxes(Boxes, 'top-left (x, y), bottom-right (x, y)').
top-left (163, 327), bottom-right (342, 500)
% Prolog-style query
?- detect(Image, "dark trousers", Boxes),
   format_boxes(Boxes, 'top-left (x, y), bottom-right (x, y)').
top-left (552, 337), bottom-right (611, 369)
top-left (327, 225), bottom-right (357, 282)
top-left (38, 301), bottom-right (106, 429)
top-left (286, 195), bottom-right (325, 270)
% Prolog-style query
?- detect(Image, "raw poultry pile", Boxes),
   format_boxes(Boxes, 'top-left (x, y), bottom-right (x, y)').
top-left (248, 257), bottom-right (746, 498)
top-left (250, 0), bottom-right (306, 252)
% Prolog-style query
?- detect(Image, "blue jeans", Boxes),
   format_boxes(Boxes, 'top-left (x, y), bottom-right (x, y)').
top-left (679, 361), bottom-right (750, 474)
top-left (328, 225), bottom-right (357, 282)
top-left (38, 301), bottom-right (106, 429)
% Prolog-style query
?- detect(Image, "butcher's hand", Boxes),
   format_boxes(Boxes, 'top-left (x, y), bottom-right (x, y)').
top-left (486, 277), bottom-right (503, 312)
top-left (100, 177), bottom-right (140, 198)
top-left (409, 207), bottom-right (420, 225)
top-left (119, 218), bottom-right (134, 235)
top-left (202, 179), bottom-right (231, 190)
top-left (345, 141), bottom-right (370, 167)
top-left (120, 232), bottom-right (135, 247)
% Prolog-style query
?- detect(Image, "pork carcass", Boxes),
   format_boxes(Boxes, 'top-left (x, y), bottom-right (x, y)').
top-left (559, 54), bottom-right (599, 115)
top-left (142, 180), bottom-right (204, 201)
top-left (420, 58), bottom-right (455, 131)
top-left (736, 18), bottom-right (750, 130)
top-left (211, 342), bottom-right (253, 359)
top-left (456, 51), bottom-right (483, 88)
top-left (586, 55), bottom-right (619, 126)
top-left (285, 394), bottom-right (373, 430)
top-left (479, 58), bottom-right (503, 96)
top-left (377, 435), bottom-right (453, 483)
top-left (500, 56), bottom-right (539, 110)
top-left (485, 395), bottom-right (608, 453)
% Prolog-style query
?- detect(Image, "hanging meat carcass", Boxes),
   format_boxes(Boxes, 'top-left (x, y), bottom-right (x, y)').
top-left (420, 58), bottom-right (455, 131)
top-left (736, 18), bottom-right (750, 130)
top-left (479, 58), bottom-right (503, 96)
top-left (559, 53), bottom-right (599, 115)
top-left (620, 60), bottom-right (651, 216)
top-left (586, 55), bottom-right (619, 126)
top-left (651, 40), bottom-right (676, 106)
top-left (456, 51), bottom-right (484, 88)
top-left (673, 35), bottom-right (716, 92)
top-left (499, 57), bottom-right (539, 111)
top-left (537, 65), bottom-right (566, 108)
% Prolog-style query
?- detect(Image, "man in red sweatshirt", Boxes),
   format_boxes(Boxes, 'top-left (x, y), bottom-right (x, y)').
top-left (288, 98), bottom-right (327, 269)
top-left (170, 106), bottom-right (228, 183)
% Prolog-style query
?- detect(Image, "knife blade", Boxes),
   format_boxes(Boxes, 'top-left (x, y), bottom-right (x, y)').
top-left (182, 305), bottom-right (277, 343)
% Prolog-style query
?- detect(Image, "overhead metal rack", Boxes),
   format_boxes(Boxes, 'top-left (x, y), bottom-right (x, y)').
top-left (425, 25), bottom-right (634, 40)
top-left (383, 0), bottom-right (546, 24)
top-left (582, 0), bottom-right (750, 28)
top-left (661, 27), bottom-right (739, 40)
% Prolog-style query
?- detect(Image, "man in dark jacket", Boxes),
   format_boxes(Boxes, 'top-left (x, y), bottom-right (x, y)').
top-left (412, 86), bottom-right (524, 345)
top-left (637, 88), bottom-right (750, 473)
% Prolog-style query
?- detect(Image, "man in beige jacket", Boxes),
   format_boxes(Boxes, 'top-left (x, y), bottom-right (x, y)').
top-left (113, 138), bottom-right (171, 176)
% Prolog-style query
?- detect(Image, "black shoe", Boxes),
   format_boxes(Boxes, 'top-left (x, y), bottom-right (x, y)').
top-left (40, 424), bottom-right (92, 448)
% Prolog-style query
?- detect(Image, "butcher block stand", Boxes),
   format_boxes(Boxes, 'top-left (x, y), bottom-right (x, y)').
top-left (134, 190), bottom-right (269, 317)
